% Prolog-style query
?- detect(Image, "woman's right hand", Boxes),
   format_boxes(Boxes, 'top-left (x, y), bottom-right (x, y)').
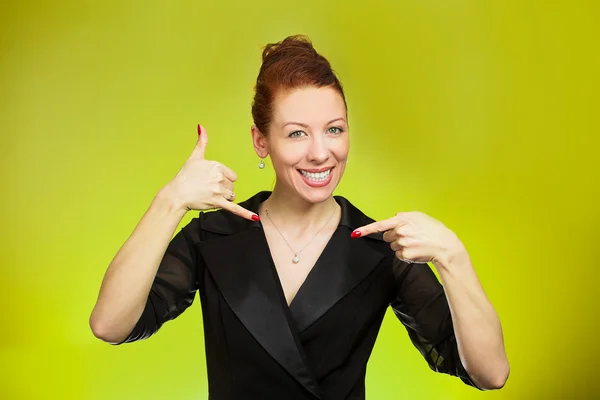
top-left (162, 125), bottom-right (259, 221)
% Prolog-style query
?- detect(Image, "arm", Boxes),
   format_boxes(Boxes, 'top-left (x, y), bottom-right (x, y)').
top-left (390, 258), bottom-right (480, 388)
top-left (89, 188), bottom-right (194, 344)
top-left (90, 125), bottom-right (257, 344)
top-left (355, 211), bottom-right (509, 390)
top-left (431, 242), bottom-right (509, 390)
top-left (390, 250), bottom-right (509, 390)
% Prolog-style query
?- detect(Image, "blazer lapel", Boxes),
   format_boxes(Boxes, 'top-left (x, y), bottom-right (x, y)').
top-left (288, 195), bottom-right (390, 333)
top-left (288, 225), bottom-right (387, 333)
top-left (199, 192), bottom-right (322, 399)
top-left (197, 191), bottom-right (388, 397)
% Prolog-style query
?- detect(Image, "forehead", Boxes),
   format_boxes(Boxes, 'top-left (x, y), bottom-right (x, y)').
top-left (272, 86), bottom-right (346, 125)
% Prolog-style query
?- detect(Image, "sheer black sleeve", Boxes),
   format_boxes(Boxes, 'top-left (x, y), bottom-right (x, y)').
top-left (389, 257), bottom-right (481, 389)
top-left (115, 217), bottom-right (202, 344)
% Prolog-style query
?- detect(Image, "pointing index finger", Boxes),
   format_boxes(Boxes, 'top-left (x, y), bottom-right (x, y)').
top-left (351, 217), bottom-right (399, 238)
top-left (219, 200), bottom-right (260, 222)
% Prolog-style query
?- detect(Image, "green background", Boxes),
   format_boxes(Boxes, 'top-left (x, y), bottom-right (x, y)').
top-left (1, 1), bottom-right (598, 399)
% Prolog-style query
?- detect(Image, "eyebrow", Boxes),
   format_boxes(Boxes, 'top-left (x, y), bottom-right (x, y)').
top-left (283, 117), bottom-right (346, 128)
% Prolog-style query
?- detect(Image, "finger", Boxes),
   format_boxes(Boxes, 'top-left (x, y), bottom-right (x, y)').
top-left (219, 163), bottom-right (238, 182)
top-left (223, 189), bottom-right (236, 202)
top-left (219, 200), bottom-right (260, 222)
top-left (189, 124), bottom-right (209, 160)
top-left (395, 250), bottom-right (414, 264)
top-left (218, 183), bottom-right (236, 202)
top-left (220, 178), bottom-right (234, 192)
top-left (390, 240), bottom-right (404, 252)
top-left (352, 217), bottom-right (400, 238)
top-left (382, 228), bottom-right (401, 243)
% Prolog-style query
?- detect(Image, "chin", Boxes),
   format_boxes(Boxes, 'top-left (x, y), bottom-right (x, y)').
top-left (298, 188), bottom-right (336, 204)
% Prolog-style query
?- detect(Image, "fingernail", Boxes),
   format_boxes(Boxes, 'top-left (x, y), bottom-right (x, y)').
top-left (251, 214), bottom-right (260, 222)
top-left (351, 230), bottom-right (361, 239)
top-left (197, 124), bottom-right (201, 136)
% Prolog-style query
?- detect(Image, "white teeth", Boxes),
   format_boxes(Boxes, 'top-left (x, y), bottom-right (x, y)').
top-left (300, 169), bottom-right (331, 181)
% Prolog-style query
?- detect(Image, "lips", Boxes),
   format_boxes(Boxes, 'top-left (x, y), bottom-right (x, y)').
top-left (299, 168), bottom-right (331, 181)
top-left (297, 167), bottom-right (334, 187)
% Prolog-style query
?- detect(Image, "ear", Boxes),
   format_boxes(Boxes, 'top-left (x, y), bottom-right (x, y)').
top-left (251, 125), bottom-right (269, 158)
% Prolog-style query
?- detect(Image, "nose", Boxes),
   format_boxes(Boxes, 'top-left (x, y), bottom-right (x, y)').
top-left (307, 135), bottom-right (330, 164)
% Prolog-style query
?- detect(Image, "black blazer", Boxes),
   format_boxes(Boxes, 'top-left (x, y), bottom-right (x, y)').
top-left (117, 191), bottom-right (479, 399)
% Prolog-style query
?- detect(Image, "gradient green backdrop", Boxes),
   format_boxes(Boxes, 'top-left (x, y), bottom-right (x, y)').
top-left (1, 1), bottom-right (598, 399)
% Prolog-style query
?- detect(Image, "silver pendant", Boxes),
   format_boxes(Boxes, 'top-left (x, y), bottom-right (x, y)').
top-left (292, 255), bottom-right (300, 263)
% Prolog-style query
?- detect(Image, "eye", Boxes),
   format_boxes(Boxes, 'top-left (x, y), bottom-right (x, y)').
top-left (288, 130), bottom-right (306, 138)
top-left (327, 126), bottom-right (344, 134)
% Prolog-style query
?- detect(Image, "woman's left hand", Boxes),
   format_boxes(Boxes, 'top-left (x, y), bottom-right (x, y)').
top-left (351, 211), bottom-right (464, 265)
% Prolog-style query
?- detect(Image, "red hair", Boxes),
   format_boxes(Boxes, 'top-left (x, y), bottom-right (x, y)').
top-left (251, 35), bottom-right (347, 135)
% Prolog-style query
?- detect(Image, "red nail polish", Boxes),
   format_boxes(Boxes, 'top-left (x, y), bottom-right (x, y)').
top-left (351, 230), bottom-right (361, 239)
top-left (197, 124), bottom-right (201, 136)
top-left (251, 214), bottom-right (260, 222)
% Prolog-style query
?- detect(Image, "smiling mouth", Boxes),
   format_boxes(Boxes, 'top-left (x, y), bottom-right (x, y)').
top-left (298, 168), bottom-right (332, 182)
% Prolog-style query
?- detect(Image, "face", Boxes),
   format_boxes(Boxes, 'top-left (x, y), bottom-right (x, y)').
top-left (252, 86), bottom-right (349, 204)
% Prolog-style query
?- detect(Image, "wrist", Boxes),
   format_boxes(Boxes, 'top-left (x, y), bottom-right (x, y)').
top-left (154, 185), bottom-right (188, 218)
top-left (433, 235), bottom-right (470, 272)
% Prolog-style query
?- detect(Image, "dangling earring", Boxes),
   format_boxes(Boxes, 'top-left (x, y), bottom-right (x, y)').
top-left (258, 159), bottom-right (265, 169)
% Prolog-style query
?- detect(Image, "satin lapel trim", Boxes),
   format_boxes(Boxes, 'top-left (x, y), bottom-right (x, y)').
top-left (200, 228), bottom-right (322, 399)
top-left (289, 227), bottom-right (386, 333)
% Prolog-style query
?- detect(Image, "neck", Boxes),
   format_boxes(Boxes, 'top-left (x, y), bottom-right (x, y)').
top-left (260, 184), bottom-right (338, 232)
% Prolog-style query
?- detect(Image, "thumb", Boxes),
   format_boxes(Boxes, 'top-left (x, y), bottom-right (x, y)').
top-left (190, 124), bottom-right (209, 160)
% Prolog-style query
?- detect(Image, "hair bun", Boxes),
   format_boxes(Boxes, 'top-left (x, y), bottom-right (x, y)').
top-left (261, 35), bottom-right (316, 62)
top-left (251, 34), bottom-right (346, 135)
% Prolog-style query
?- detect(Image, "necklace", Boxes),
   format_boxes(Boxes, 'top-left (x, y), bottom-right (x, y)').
top-left (264, 200), bottom-right (336, 264)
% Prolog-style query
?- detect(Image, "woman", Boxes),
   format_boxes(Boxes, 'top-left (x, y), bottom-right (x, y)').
top-left (90, 35), bottom-right (509, 399)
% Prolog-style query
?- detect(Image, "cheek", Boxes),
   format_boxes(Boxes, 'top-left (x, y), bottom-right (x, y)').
top-left (332, 138), bottom-right (350, 160)
top-left (271, 143), bottom-right (305, 168)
